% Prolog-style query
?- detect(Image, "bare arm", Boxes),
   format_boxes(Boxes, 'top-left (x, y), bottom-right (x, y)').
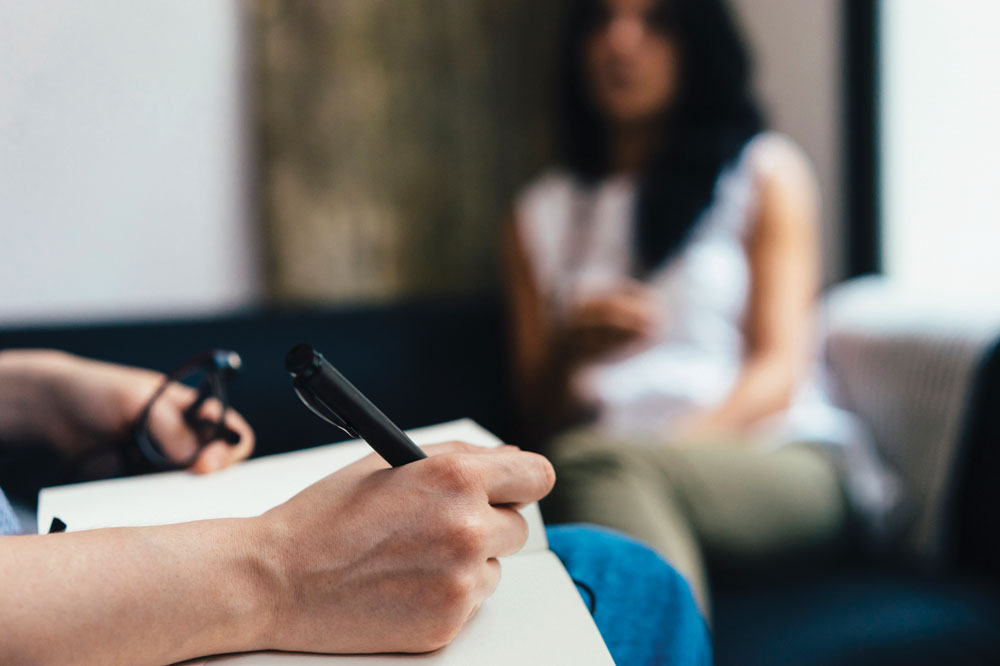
top-left (0, 443), bottom-right (555, 665)
top-left (679, 143), bottom-right (822, 439)
top-left (0, 518), bottom-right (268, 665)
top-left (501, 215), bottom-right (579, 445)
top-left (502, 214), bottom-right (552, 412)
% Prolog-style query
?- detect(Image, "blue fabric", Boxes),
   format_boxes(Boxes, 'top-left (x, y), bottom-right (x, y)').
top-left (548, 524), bottom-right (712, 666)
top-left (0, 485), bottom-right (20, 536)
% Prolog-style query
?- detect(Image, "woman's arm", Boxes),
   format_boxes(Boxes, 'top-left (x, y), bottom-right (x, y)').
top-left (679, 143), bottom-right (822, 439)
top-left (501, 215), bottom-right (573, 445)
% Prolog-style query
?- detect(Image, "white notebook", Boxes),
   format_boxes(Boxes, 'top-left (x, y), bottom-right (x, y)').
top-left (38, 419), bottom-right (615, 666)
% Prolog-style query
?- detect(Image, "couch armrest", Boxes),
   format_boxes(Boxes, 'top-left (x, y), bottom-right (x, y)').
top-left (825, 277), bottom-right (1000, 562)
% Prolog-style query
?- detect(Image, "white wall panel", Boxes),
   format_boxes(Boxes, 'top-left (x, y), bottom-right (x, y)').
top-left (0, 0), bottom-right (258, 325)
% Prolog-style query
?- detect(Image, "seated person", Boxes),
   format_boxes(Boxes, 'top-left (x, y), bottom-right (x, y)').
top-left (505, 0), bottom-right (899, 617)
top-left (0, 349), bottom-right (709, 665)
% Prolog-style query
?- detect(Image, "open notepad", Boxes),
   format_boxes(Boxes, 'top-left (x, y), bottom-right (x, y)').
top-left (38, 419), bottom-right (615, 666)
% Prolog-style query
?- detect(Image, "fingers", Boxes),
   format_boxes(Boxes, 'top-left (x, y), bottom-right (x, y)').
top-left (475, 558), bottom-right (502, 607)
top-left (483, 506), bottom-right (531, 558)
top-left (600, 298), bottom-right (658, 333)
top-left (189, 399), bottom-right (256, 474)
top-left (469, 450), bottom-right (556, 506)
top-left (574, 293), bottom-right (659, 342)
top-left (146, 385), bottom-right (255, 473)
top-left (416, 446), bottom-right (554, 506)
top-left (333, 441), bottom-right (500, 479)
top-left (192, 426), bottom-right (254, 473)
top-left (307, 442), bottom-right (514, 483)
top-left (422, 441), bottom-right (520, 457)
top-left (144, 385), bottom-right (201, 464)
top-left (422, 441), bottom-right (484, 457)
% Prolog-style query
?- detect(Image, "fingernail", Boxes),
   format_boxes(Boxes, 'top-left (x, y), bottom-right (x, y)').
top-left (202, 448), bottom-right (225, 472)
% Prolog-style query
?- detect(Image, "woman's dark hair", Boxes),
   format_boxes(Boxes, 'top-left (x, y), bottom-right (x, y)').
top-left (558, 0), bottom-right (765, 274)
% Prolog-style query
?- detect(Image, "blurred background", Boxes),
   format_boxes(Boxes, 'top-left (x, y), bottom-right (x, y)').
top-left (1, 0), bottom-right (853, 322)
top-left (1, 1), bottom-right (999, 664)
top-left (3, 1), bottom-right (995, 323)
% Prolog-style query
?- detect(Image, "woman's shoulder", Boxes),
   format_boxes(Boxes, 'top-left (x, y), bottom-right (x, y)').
top-left (738, 132), bottom-right (821, 235)
top-left (509, 169), bottom-right (579, 284)
top-left (513, 168), bottom-right (578, 230)
top-left (515, 169), bottom-right (577, 210)
top-left (739, 131), bottom-right (817, 184)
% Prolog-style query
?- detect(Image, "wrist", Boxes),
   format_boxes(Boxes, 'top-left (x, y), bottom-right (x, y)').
top-left (220, 516), bottom-right (288, 653)
top-left (237, 514), bottom-right (296, 652)
top-left (673, 408), bottom-right (736, 444)
top-left (165, 517), bottom-right (288, 658)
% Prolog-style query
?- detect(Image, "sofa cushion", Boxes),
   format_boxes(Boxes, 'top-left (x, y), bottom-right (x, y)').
top-left (713, 566), bottom-right (1000, 666)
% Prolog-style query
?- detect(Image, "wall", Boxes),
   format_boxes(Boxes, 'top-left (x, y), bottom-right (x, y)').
top-left (253, 0), bottom-right (565, 303)
top-left (881, 0), bottom-right (1000, 300)
top-left (0, 0), bottom-right (258, 325)
top-left (730, 0), bottom-right (845, 283)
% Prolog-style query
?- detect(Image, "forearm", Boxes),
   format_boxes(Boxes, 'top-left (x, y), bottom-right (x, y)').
top-left (515, 329), bottom-right (592, 445)
top-left (687, 353), bottom-right (800, 438)
top-left (0, 518), bottom-right (275, 666)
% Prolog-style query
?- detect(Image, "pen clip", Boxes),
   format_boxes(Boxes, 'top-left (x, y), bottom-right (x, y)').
top-left (292, 385), bottom-right (359, 439)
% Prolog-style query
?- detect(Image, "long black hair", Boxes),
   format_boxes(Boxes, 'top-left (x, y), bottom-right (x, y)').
top-left (558, 0), bottom-right (765, 275)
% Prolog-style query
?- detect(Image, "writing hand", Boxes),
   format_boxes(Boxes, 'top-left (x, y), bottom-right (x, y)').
top-left (255, 441), bottom-right (556, 654)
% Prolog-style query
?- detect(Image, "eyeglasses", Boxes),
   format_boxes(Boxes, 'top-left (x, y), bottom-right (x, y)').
top-left (134, 349), bottom-right (244, 470)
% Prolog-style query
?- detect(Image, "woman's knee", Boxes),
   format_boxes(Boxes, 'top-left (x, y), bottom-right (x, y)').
top-left (549, 428), bottom-right (663, 473)
top-left (545, 436), bottom-right (645, 522)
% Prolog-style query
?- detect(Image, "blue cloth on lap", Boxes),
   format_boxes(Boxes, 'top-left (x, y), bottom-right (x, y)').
top-left (548, 524), bottom-right (711, 666)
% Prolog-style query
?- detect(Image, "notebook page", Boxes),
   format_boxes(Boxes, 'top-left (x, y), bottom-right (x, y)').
top-left (38, 420), bottom-right (548, 554)
top-left (38, 420), bottom-right (613, 665)
top-left (193, 552), bottom-right (613, 666)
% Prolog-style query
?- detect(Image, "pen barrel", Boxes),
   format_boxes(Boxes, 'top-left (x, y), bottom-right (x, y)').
top-left (294, 353), bottom-right (427, 467)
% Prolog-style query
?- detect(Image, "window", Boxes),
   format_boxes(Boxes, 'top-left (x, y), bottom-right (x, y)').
top-left (880, 0), bottom-right (1000, 299)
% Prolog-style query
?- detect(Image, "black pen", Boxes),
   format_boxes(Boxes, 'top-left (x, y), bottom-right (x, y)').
top-left (285, 344), bottom-right (427, 467)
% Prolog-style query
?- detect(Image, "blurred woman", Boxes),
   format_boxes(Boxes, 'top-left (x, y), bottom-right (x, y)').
top-left (504, 0), bottom-right (898, 616)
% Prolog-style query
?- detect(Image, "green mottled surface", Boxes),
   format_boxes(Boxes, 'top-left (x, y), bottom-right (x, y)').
top-left (253, 0), bottom-right (567, 302)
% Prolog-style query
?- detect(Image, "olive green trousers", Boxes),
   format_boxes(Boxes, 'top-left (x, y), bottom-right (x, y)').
top-left (544, 428), bottom-right (849, 619)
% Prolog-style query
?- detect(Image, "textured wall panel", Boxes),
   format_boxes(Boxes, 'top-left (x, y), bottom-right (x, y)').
top-left (254, 0), bottom-right (566, 302)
